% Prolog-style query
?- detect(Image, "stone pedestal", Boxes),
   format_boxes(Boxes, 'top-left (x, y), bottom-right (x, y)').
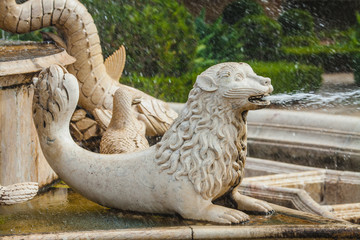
top-left (0, 42), bottom-right (75, 188)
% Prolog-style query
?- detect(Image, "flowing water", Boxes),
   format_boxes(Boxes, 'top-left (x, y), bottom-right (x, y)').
top-left (265, 83), bottom-right (360, 116)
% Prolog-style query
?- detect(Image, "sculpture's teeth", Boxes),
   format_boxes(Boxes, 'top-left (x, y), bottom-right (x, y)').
top-left (248, 94), bottom-right (270, 105)
top-left (248, 95), bottom-right (264, 102)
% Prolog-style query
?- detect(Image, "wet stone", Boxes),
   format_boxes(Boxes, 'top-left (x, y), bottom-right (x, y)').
top-left (0, 41), bottom-right (63, 62)
top-left (0, 187), bottom-right (352, 236)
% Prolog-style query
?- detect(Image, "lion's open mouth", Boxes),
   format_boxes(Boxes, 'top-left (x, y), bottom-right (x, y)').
top-left (248, 94), bottom-right (270, 105)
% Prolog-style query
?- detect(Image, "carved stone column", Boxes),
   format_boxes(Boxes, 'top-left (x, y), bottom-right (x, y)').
top-left (0, 42), bottom-right (75, 188)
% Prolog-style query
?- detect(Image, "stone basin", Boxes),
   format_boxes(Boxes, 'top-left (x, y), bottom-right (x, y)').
top-left (243, 157), bottom-right (360, 223)
top-left (0, 41), bottom-right (75, 190)
top-left (0, 185), bottom-right (359, 239)
top-left (247, 109), bottom-right (360, 172)
top-left (0, 42), bottom-right (63, 73)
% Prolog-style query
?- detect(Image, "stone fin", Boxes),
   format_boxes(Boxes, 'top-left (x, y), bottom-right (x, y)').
top-left (92, 108), bottom-right (112, 130)
top-left (104, 45), bottom-right (126, 81)
top-left (135, 98), bottom-right (178, 136)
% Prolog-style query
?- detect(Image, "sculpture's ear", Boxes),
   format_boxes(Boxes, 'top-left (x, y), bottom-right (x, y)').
top-left (196, 75), bottom-right (218, 92)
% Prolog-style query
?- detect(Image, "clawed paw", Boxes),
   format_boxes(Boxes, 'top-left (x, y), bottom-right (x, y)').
top-left (192, 204), bottom-right (249, 225)
top-left (233, 192), bottom-right (274, 215)
top-left (244, 199), bottom-right (274, 215)
top-left (219, 209), bottom-right (250, 224)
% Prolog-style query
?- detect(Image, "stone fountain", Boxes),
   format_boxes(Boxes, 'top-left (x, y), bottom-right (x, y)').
top-left (1, 0), bottom-right (360, 239)
top-left (1, 61), bottom-right (359, 239)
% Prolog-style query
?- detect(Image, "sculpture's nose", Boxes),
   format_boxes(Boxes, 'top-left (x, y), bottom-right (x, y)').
top-left (260, 77), bottom-right (273, 93)
top-left (269, 84), bottom-right (274, 93)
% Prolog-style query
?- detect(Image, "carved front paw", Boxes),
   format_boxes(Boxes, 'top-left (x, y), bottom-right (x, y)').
top-left (233, 191), bottom-right (274, 215)
top-left (186, 204), bottom-right (249, 224)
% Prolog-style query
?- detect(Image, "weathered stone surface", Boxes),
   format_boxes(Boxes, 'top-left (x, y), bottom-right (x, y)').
top-left (99, 88), bottom-right (149, 154)
top-left (0, 83), bottom-right (57, 188)
top-left (243, 157), bottom-right (360, 223)
top-left (70, 122), bottom-right (83, 141)
top-left (331, 203), bottom-right (360, 223)
top-left (247, 109), bottom-right (360, 171)
top-left (0, 42), bottom-right (75, 202)
top-left (33, 63), bottom-right (274, 224)
top-left (0, 182), bottom-right (38, 205)
top-left (83, 124), bottom-right (98, 141)
top-left (0, 42), bottom-right (76, 79)
top-left (75, 118), bottom-right (97, 131)
top-left (2, 187), bottom-right (359, 239)
top-left (71, 109), bottom-right (87, 122)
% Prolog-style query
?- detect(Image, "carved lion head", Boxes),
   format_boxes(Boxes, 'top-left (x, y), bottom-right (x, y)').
top-left (195, 62), bottom-right (273, 111)
top-left (156, 62), bottom-right (273, 199)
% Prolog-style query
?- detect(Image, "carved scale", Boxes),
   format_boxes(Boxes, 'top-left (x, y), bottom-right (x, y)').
top-left (0, 182), bottom-right (38, 205)
top-left (0, 0), bottom-right (177, 136)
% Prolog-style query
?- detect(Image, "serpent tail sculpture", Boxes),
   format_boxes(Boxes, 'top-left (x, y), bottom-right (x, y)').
top-left (0, 0), bottom-right (177, 136)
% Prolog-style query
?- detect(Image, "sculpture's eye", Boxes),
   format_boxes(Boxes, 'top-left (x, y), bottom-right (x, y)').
top-left (218, 70), bottom-right (231, 79)
top-left (235, 73), bottom-right (244, 82)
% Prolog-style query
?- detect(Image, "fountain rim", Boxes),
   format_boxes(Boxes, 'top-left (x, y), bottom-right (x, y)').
top-left (0, 41), bottom-right (75, 78)
top-left (2, 202), bottom-right (358, 239)
top-left (3, 223), bottom-right (359, 240)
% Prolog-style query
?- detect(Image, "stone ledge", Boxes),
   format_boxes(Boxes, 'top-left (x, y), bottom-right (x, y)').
top-left (244, 158), bottom-right (360, 223)
top-left (247, 109), bottom-right (360, 171)
top-left (3, 223), bottom-right (360, 240)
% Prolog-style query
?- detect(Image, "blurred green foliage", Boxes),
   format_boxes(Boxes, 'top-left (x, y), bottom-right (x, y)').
top-left (2, 27), bottom-right (54, 41)
top-left (281, 35), bottom-right (319, 47)
top-left (240, 15), bottom-right (282, 61)
top-left (278, 9), bottom-right (315, 37)
top-left (121, 61), bottom-right (324, 100)
top-left (222, 0), bottom-right (264, 25)
top-left (351, 12), bottom-right (360, 85)
top-left (283, 45), bottom-right (360, 72)
top-left (192, 11), bottom-right (244, 71)
top-left (121, 72), bottom-right (198, 103)
top-left (319, 28), bottom-right (354, 46)
top-left (281, 36), bottom-right (320, 47)
top-left (250, 61), bottom-right (323, 93)
top-left (354, 55), bottom-right (360, 85)
top-left (82, 0), bottom-right (197, 77)
top-left (351, 13), bottom-right (360, 46)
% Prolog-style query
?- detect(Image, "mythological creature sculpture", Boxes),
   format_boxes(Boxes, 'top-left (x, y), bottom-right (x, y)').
top-left (0, 0), bottom-right (177, 137)
top-left (33, 62), bottom-right (274, 224)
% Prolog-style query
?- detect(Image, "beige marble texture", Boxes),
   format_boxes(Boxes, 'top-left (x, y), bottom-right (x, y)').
top-left (32, 62), bottom-right (274, 224)
top-left (0, 42), bottom-right (75, 204)
top-left (243, 157), bottom-right (360, 223)
top-left (99, 88), bottom-right (149, 154)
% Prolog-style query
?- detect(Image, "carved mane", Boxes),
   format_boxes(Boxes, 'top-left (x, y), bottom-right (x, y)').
top-left (155, 85), bottom-right (248, 200)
